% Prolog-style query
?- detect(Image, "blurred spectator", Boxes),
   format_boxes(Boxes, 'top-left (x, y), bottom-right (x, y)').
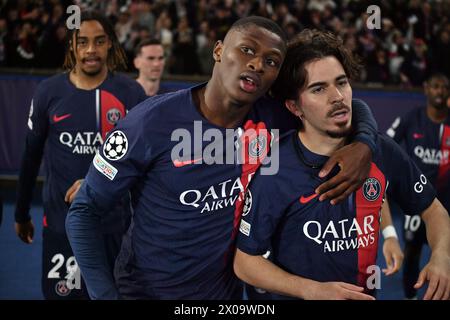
top-left (197, 23), bottom-right (215, 75)
top-left (209, 2), bottom-right (235, 40)
top-left (35, 2), bottom-right (67, 68)
top-left (115, 8), bottom-right (132, 44)
top-left (285, 21), bottom-right (302, 40)
top-left (155, 9), bottom-right (173, 61)
top-left (136, 0), bottom-right (155, 36)
top-left (386, 29), bottom-right (409, 84)
top-left (432, 28), bottom-right (450, 79)
top-left (400, 38), bottom-right (429, 87)
top-left (1, 0), bottom-right (450, 87)
top-left (0, 17), bottom-right (7, 66)
top-left (272, 2), bottom-right (297, 28)
top-left (134, 38), bottom-right (167, 96)
top-left (11, 21), bottom-right (37, 67)
top-left (365, 46), bottom-right (390, 84)
top-left (170, 15), bottom-right (200, 75)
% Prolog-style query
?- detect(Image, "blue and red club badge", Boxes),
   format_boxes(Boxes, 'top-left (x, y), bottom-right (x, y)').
top-left (363, 177), bottom-right (381, 201)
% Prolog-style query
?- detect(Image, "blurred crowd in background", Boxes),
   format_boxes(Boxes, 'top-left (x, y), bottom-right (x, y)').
top-left (0, 0), bottom-right (449, 88)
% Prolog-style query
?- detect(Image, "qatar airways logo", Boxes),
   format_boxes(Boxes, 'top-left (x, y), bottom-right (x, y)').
top-left (303, 215), bottom-right (377, 253)
top-left (179, 174), bottom-right (254, 214)
top-left (59, 132), bottom-right (103, 154)
top-left (414, 146), bottom-right (449, 165)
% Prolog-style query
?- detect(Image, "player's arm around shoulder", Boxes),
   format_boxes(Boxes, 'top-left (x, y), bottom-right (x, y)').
top-left (315, 99), bottom-right (377, 205)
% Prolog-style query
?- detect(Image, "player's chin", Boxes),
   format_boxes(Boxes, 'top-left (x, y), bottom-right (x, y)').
top-left (234, 88), bottom-right (266, 106)
top-left (81, 65), bottom-right (104, 76)
top-left (326, 125), bottom-right (352, 139)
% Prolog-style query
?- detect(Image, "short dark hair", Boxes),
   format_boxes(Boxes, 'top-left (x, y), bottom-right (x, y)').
top-left (63, 10), bottom-right (128, 71)
top-left (425, 73), bottom-right (449, 86)
top-left (228, 16), bottom-right (287, 53)
top-left (134, 38), bottom-right (163, 57)
top-left (271, 29), bottom-right (362, 101)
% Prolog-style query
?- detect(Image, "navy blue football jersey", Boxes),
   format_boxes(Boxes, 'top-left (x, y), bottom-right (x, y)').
top-left (73, 84), bottom-right (286, 299)
top-left (15, 72), bottom-right (147, 233)
top-left (387, 107), bottom-right (450, 211)
top-left (237, 132), bottom-right (436, 299)
top-left (66, 84), bottom-right (378, 299)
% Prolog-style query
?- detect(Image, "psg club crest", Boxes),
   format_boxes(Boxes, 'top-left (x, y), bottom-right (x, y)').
top-left (248, 134), bottom-right (267, 159)
top-left (103, 130), bottom-right (128, 161)
top-left (363, 177), bottom-right (381, 201)
top-left (55, 280), bottom-right (71, 297)
top-left (242, 190), bottom-right (253, 217)
top-left (106, 108), bottom-right (122, 125)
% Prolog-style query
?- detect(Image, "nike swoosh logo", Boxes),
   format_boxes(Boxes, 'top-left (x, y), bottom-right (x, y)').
top-left (53, 113), bottom-right (72, 123)
top-left (173, 158), bottom-right (202, 167)
top-left (413, 133), bottom-right (424, 139)
top-left (299, 193), bottom-right (319, 204)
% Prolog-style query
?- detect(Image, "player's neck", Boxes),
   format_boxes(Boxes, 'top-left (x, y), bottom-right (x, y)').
top-left (69, 66), bottom-right (108, 90)
top-left (427, 105), bottom-right (448, 123)
top-left (137, 77), bottom-right (160, 96)
top-left (196, 81), bottom-right (252, 129)
top-left (298, 129), bottom-right (346, 156)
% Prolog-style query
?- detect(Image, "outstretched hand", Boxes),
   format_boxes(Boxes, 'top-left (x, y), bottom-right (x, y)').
top-left (304, 281), bottom-right (376, 300)
top-left (382, 237), bottom-right (404, 276)
top-left (414, 255), bottom-right (450, 300)
top-left (315, 142), bottom-right (372, 205)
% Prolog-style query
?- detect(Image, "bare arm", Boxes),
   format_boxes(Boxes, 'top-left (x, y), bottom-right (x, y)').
top-left (415, 198), bottom-right (450, 300)
top-left (380, 198), bottom-right (404, 276)
top-left (234, 249), bottom-right (375, 300)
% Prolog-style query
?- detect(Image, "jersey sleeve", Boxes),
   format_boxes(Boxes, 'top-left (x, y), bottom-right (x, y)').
top-left (351, 98), bottom-right (378, 154)
top-left (65, 181), bottom-right (120, 299)
top-left (86, 106), bottom-right (155, 204)
top-left (15, 84), bottom-right (49, 223)
top-left (237, 173), bottom-right (285, 256)
top-left (66, 105), bottom-right (158, 299)
top-left (380, 135), bottom-right (436, 215)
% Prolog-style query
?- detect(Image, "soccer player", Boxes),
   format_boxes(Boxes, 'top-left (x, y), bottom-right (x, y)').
top-left (234, 29), bottom-right (450, 300)
top-left (66, 16), bottom-right (378, 300)
top-left (14, 11), bottom-right (146, 299)
top-left (386, 73), bottom-right (450, 299)
top-left (134, 38), bottom-right (170, 96)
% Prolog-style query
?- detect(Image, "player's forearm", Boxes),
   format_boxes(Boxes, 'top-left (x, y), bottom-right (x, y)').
top-left (422, 199), bottom-right (450, 256)
top-left (234, 249), bottom-right (314, 299)
top-left (351, 98), bottom-right (378, 154)
top-left (380, 198), bottom-right (395, 231)
top-left (15, 133), bottom-right (45, 223)
top-left (66, 182), bottom-right (120, 300)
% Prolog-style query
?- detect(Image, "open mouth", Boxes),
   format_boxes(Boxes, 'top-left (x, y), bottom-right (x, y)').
top-left (83, 57), bottom-right (101, 66)
top-left (435, 97), bottom-right (443, 104)
top-left (239, 74), bottom-right (260, 93)
top-left (330, 108), bottom-right (350, 122)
